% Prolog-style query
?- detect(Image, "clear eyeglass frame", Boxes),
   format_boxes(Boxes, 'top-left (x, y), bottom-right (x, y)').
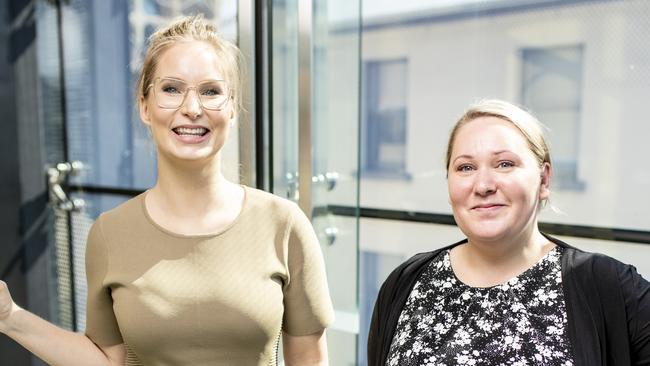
top-left (146, 77), bottom-right (231, 111)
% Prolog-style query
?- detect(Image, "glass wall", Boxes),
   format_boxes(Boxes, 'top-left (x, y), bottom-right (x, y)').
top-left (269, 1), bottom-right (362, 364)
top-left (30, 1), bottom-right (650, 365)
top-left (355, 0), bottom-right (650, 228)
top-left (46, 0), bottom-right (240, 332)
top-left (352, 0), bottom-right (650, 364)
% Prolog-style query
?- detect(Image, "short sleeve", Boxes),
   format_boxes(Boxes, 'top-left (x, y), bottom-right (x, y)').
top-left (84, 216), bottom-right (123, 346)
top-left (282, 204), bottom-right (335, 336)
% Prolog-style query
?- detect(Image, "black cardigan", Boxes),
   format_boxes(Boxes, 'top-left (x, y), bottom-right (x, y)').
top-left (367, 236), bottom-right (650, 365)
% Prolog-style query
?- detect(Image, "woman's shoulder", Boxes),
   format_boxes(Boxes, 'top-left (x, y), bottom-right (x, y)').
top-left (382, 239), bottom-right (467, 292)
top-left (93, 192), bottom-right (147, 229)
top-left (85, 193), bottom-right (147, 255)
top-left (548, 234), bottom-right (626, 268)
top-left (548, 234), bottom-right (646, 284)
top-left (243, 185), bottom-right (303, 217)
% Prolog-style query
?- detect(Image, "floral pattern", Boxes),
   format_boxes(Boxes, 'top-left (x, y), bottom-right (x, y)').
top-left (386, 247), bottom-right (574, 366)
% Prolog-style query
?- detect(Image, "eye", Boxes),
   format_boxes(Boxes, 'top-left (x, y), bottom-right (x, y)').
top-left (199, 82), bottom-right (226, 97)
top-left (162, 85), bottom-right (181, 94)
top-left (201, 87), bottom-right (223, 97)
top-left (497, 161), bottom-right (515, 169)
top-left (456, 164), bottom-right (474, 172)
top-left (159, 80), bottom-right (185, 94)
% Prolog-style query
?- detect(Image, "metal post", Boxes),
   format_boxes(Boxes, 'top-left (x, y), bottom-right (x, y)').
top-left (237, 0), bottom-right (256, 187)
top-left (298, 0), bottom-right (313, 218)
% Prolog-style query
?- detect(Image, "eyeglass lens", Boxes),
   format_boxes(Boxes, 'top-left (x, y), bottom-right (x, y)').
top-left (153, 78), bottom-right (228, 110)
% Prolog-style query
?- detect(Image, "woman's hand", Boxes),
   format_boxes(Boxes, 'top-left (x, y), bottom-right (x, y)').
top-left (0, 279), bottom-right (126, 365)
top-left (0, 280), bottom-right (18, 334)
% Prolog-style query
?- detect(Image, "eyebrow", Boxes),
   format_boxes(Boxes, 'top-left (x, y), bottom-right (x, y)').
top-left (159, 76), bottom-right (185, 81)
top-left (451, 150), bottom-right (516, 164)
top-left (158, 76), bottom-right (225, 82)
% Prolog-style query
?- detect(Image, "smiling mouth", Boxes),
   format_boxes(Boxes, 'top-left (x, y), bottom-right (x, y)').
top-left (472, 204), bottom-right (505, 210)
top-left (172, 127), bottom-right (209, 136)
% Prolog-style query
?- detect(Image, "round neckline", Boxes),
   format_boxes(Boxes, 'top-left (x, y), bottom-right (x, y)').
top-left (140, 185), bottom-right (248, 239)
top-left (444, 245), bottom-right (560, 290)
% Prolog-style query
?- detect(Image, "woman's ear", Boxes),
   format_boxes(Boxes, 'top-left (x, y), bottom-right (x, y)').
top-left (539, 162), bottom-right (552, 200)
top-left (139, 96), bottom-right (151, 127)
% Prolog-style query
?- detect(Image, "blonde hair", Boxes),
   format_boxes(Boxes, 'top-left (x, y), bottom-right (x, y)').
top-left (446, 99), bottom-right (551, 171)
top-left (136, 15), bottom-right (242, 114)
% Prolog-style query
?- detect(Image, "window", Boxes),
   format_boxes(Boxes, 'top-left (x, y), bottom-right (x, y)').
top-left (521, 45), bottom-right (585, 190)
top-left (363, 59), bottom-right (409, 178)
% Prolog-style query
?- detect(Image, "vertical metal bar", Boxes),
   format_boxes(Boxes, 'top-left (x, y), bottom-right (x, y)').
top-left (54, 0), bottom-right (77, 331)
top-left (298, 0), bottom-right (313, 218)
top-left (266, 0), bottom-right (274, 194)
top-left (237, 0), bottom-right (255, 187)
top-left (354, 0), bottom-right (364, 349)
top-left (254, 0), bottom-right (266, 190)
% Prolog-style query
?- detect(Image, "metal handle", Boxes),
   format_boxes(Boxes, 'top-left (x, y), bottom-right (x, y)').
top-left (47, 161), bottom-right (85, 212)
top-left (323, 226), bottom-right (338, 246)
top-left (286, 172), bottom-right (300, 201)
top-left (286, 171), bottom-right (339, 201)
top-left (312, 171), bottom-right (338, 191)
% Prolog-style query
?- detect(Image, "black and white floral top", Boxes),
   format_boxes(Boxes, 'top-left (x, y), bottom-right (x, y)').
top-left (386, 246), bottom-right (574, 366)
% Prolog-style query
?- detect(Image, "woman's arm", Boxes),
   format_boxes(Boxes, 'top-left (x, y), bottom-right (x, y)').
top-left (282, 329), bottom-right (328, 366)
top-left (618, 264), bottom-right (650, 364)
top-left (0, 280), bottom-right (125, 366)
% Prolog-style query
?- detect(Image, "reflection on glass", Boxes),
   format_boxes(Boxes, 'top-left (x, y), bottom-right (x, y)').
top-left (357, 0), bottom-right (650, 362)
top-left (522, 46), bottom-right (585, 191)
top-left (363, 60), bottom-right (408, 178)
top-left (272, 0), bottom-right (299, 198)
top-left (271, 1), bottom-right (362, 364)
top-left (358, 0), bottom-right (650, 229)
top-left (312, 1), bottom-right (362, 365)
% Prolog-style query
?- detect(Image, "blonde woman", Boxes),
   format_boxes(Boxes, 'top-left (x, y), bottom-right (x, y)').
top-left (0, 15), bottom-right (333, 366)
top-left (368, 99), bottom-right (650, 365)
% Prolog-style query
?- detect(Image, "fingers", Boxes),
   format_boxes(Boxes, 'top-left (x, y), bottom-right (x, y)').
top-left (0, 280), bottom-right (9, 296)
top-left (0, 280), bottom-right (15, 316)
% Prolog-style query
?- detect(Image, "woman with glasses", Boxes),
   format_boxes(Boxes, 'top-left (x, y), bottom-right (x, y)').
top-left (0, 15), bottom-right (333, 365)
top-left (368, 99), bottom-right (650, 365)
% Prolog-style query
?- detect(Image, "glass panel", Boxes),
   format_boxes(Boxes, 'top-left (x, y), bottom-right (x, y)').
top-left (358, 0), bottom-right (650, 232)
top-left (272, 1), bottom-right (299, 199)
top-left (35, 0), bottom-right (70, 331)
top-left (357, 0), bottom-right (650, 360)
top-left (61, 0), bottom-right (239, 190)
top-left (312, 1), bottom-right (361, 364)
top-left (271, 0), bottom-right (362, 364)
top-left (61, 1), bottom-right (143, 188)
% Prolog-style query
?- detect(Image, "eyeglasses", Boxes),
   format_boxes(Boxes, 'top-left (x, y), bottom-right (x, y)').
top-left (146, 77), bottom-right (230, 111)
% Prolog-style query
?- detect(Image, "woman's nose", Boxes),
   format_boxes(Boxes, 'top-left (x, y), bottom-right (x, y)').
top-left (181, 89), bottom-right (202, 118)
top-left (474, 168), bottom-right (497, 196)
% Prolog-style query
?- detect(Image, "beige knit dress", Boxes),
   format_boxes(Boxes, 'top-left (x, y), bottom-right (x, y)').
top-left (84, 186), bottom-right (334, 365)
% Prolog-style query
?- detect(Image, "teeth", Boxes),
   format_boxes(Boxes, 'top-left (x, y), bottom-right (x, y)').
top-left (175, 127), bottom-right (207, 136)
